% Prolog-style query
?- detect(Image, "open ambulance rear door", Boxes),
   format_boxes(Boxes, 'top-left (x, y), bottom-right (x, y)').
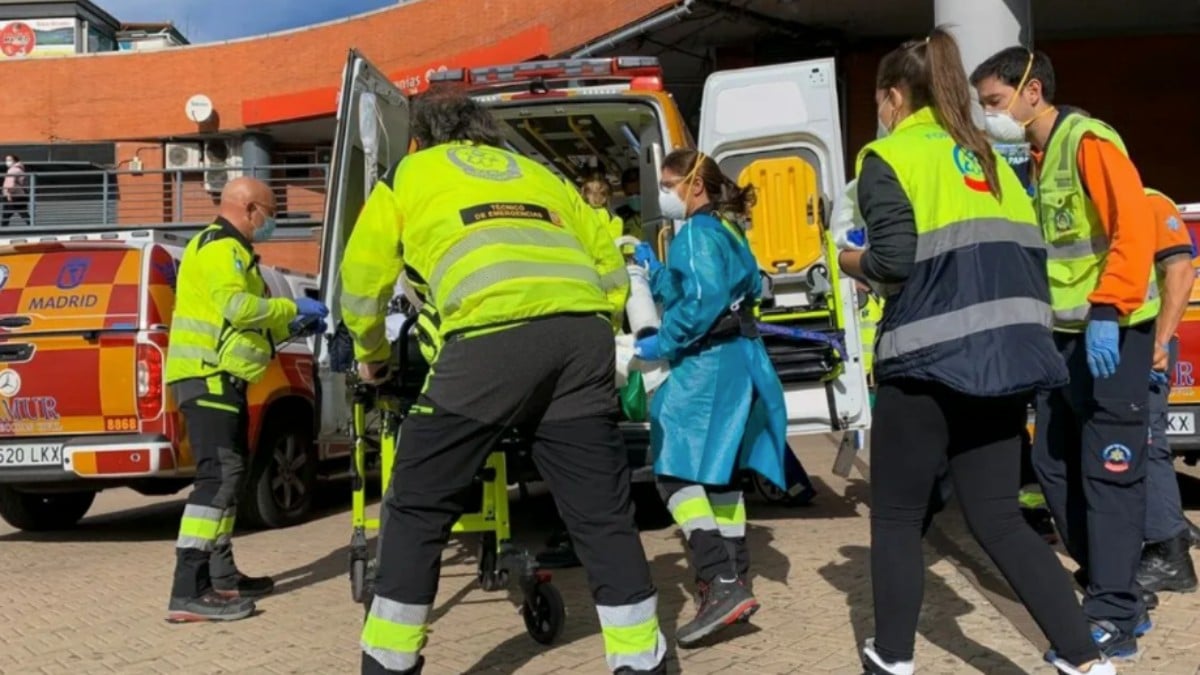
top-left (697, 58), bottom-right (872, 439)
top-left (315, 50), bottom-right (411, 447)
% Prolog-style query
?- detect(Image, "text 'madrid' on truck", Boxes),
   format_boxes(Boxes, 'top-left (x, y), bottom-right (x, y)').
top-left (315, 50), bottom-right (872, 483)
top-left (0, 229), bottom-right (335, 532)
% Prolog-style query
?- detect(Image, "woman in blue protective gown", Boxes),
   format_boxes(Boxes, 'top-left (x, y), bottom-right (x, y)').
top-left (632, 149), bottom-right (788, 648)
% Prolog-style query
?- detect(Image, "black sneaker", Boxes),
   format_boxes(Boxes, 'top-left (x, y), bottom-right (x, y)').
top-left (1136, 532), bottom-right (1198, 594)
top-left (676, 576), bottom-right (759, 647)
top-left (213, 573), bottom-right (275, 599)
top-left (1090, 620), bottom-right (1137, 660)
top-left (861, 638), bottom-right (914, 674)
top-left (166, 592), bottom-right (255, 623)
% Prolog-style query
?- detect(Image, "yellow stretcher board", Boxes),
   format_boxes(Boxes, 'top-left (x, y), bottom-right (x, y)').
top-left (738, 156), bottom-right (823, 274)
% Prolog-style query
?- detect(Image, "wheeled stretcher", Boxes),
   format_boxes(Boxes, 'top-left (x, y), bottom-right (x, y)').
top-left (327, 314), bottom-right (566, 646)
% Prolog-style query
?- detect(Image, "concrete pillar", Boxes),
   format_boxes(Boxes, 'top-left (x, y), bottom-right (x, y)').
top-left (934, 0), bottom-right (1032, 78)
top-left (240, 132), bottom-right (273, 180)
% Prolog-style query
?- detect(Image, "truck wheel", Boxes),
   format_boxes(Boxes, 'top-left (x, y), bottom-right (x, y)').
top-left (0, 486), bottom-right (96, 532)
top-left (240, 415), bottom-right (317, 529)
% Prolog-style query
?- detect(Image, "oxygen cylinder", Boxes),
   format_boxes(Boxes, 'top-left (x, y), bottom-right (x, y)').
top-left (625, 265), bottom-right (660, 339)
top-left (617, 235), bottom-right (661, 340)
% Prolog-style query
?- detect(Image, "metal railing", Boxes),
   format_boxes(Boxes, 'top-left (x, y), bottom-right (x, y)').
top-left (0, 164), bottom-right (328, 233)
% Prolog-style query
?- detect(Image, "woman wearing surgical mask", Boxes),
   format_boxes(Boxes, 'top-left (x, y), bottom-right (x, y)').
top-left (838, 28), bottom-right (1113, 675)
top-left (630, 150), bottom-right (788, 648)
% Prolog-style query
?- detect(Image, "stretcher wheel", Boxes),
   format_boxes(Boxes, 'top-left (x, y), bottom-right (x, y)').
top-left (751, 471), bottom-right (813, 506)
top-left (350, 557), bottom-right (368, 603)
top-left (522, 582), bottom-right (565, 645)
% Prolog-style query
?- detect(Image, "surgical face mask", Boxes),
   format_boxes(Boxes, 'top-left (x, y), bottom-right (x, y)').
top-left (626, 194), bottom-right (642, 214)
top-left (984, 111), bottom-right (1027, 143)
top-left (4, 159), bottom-right (12, 168)
top-left (876, 117), bottom-right (891, 139)
top-left (253, 216), bottom-right (277, 242)
top-left (658, 188), bottom-right (687, 221)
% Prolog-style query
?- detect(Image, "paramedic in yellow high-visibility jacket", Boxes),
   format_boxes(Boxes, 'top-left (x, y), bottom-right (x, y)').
top-left (340, 88), bottom-right (664, 675)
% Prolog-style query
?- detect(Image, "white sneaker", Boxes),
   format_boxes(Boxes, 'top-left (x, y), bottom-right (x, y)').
top-left (1049, 656), bottom-right (1117, 675)
top-left (861, 638), bottom-right (915, 675)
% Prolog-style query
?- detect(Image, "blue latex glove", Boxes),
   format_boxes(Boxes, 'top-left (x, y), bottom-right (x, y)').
top-left (1150, 370), bottom-right (1169, 385)
top-left (846, 228), bottom-right (866, 248)
top-left (1084, 319), bottom-right (1120, 379)
top-left (634, 335), bottom-right (662, 361)
top-left (295, 296), bottom-right (329, 319)
top-left (633, 242), bottom-right (662, 273)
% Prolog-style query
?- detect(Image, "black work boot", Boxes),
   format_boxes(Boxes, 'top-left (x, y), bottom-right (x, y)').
top-left (363, 653), bottom-right (424, 675)
top-left (166, 591), bottom-right (255, 623)
top-left (213, 572), bottom-right (276, 599)
top-left (535, 530), bottom-right (582, 569)
top-left (1136, 532), bottom-right (1198, 594)
top-left (676, 576), bottom-right (759, 647)
top-left (1141, 585), bottom-right (1159, 611)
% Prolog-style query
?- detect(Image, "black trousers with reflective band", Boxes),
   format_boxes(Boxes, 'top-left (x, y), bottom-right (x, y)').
top-left (1033, 321), bottom-right (1153, 633)
top-left (656, 476), bottom-right (747, 584)
top-left (871, 378), bottom-right (1096, 666)
top-left (365, 316), bottom-right (657, 673)
top-left (170, 377), bottom-right (250, 599)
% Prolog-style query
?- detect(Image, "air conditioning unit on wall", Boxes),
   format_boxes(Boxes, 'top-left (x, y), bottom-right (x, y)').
top-left (203, 139), bottom-right (244, 193)
top-left (164, 142), bottom-right (203, 169)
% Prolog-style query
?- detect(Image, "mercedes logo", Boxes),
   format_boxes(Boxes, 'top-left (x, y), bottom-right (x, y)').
top-left (0, 369), bottom-right (20, 398)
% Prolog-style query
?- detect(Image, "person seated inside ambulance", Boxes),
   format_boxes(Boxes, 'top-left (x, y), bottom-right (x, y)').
top-left (579, 173), bottom-right (627, 241)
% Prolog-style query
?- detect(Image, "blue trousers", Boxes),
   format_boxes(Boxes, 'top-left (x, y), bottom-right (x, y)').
top-left (1145, 338), bottom-right (1188, 543)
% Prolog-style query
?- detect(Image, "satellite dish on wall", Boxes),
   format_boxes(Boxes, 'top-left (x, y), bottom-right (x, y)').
top-left (185, 94), bottom-right (214, 123)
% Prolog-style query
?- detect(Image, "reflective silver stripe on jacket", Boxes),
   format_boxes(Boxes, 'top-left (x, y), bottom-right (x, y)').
top-left (914, 217), bottom-right (1046, 263)
top-left (876, 297), bottom-right (1052, 362)
top-left (440, 261), bottom-right (603, 316)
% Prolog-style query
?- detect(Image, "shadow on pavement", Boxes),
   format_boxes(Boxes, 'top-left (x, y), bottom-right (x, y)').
top-left (0, 483), bottom-right (353, 543)
top-left (749, 475), bottom-right (869, 522)
top-left (0, 495), bottom-right (186, 543)
top-left (818, 544), bottom-right (1029, 675)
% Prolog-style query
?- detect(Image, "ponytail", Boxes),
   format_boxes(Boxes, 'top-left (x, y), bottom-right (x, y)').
top-left (714, 180), bottom-right (756, 221)
top-left (925, 27), bottom-right (1002, 199)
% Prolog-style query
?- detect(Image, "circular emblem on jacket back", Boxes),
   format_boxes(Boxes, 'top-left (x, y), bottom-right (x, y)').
top-left (447, 146), bottom-right (523, 182)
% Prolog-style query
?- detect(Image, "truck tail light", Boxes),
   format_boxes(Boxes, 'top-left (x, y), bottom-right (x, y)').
top-left (136, 343), bottom-right (164, 420)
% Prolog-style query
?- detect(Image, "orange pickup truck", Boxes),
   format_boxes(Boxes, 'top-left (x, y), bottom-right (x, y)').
top-left (0, 230), bottom-right (325, 531)
top-left (1168, 202), bottom-right (1200, 462)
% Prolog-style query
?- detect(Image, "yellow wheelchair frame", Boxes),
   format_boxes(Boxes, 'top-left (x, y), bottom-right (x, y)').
top-left (343, 314), bottom-right (565, 645)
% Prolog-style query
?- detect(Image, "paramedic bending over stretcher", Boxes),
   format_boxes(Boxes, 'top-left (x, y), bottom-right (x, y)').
top-left (837, 28), bottom-right (1112, 675)
top-left (631, 149), bottom-right (788, 649)
top-left (339, 89), bottom-right (665, 675)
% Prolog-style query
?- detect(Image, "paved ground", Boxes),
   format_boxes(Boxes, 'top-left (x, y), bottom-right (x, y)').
top-left (2, 436), bottom-right (1199, 674)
